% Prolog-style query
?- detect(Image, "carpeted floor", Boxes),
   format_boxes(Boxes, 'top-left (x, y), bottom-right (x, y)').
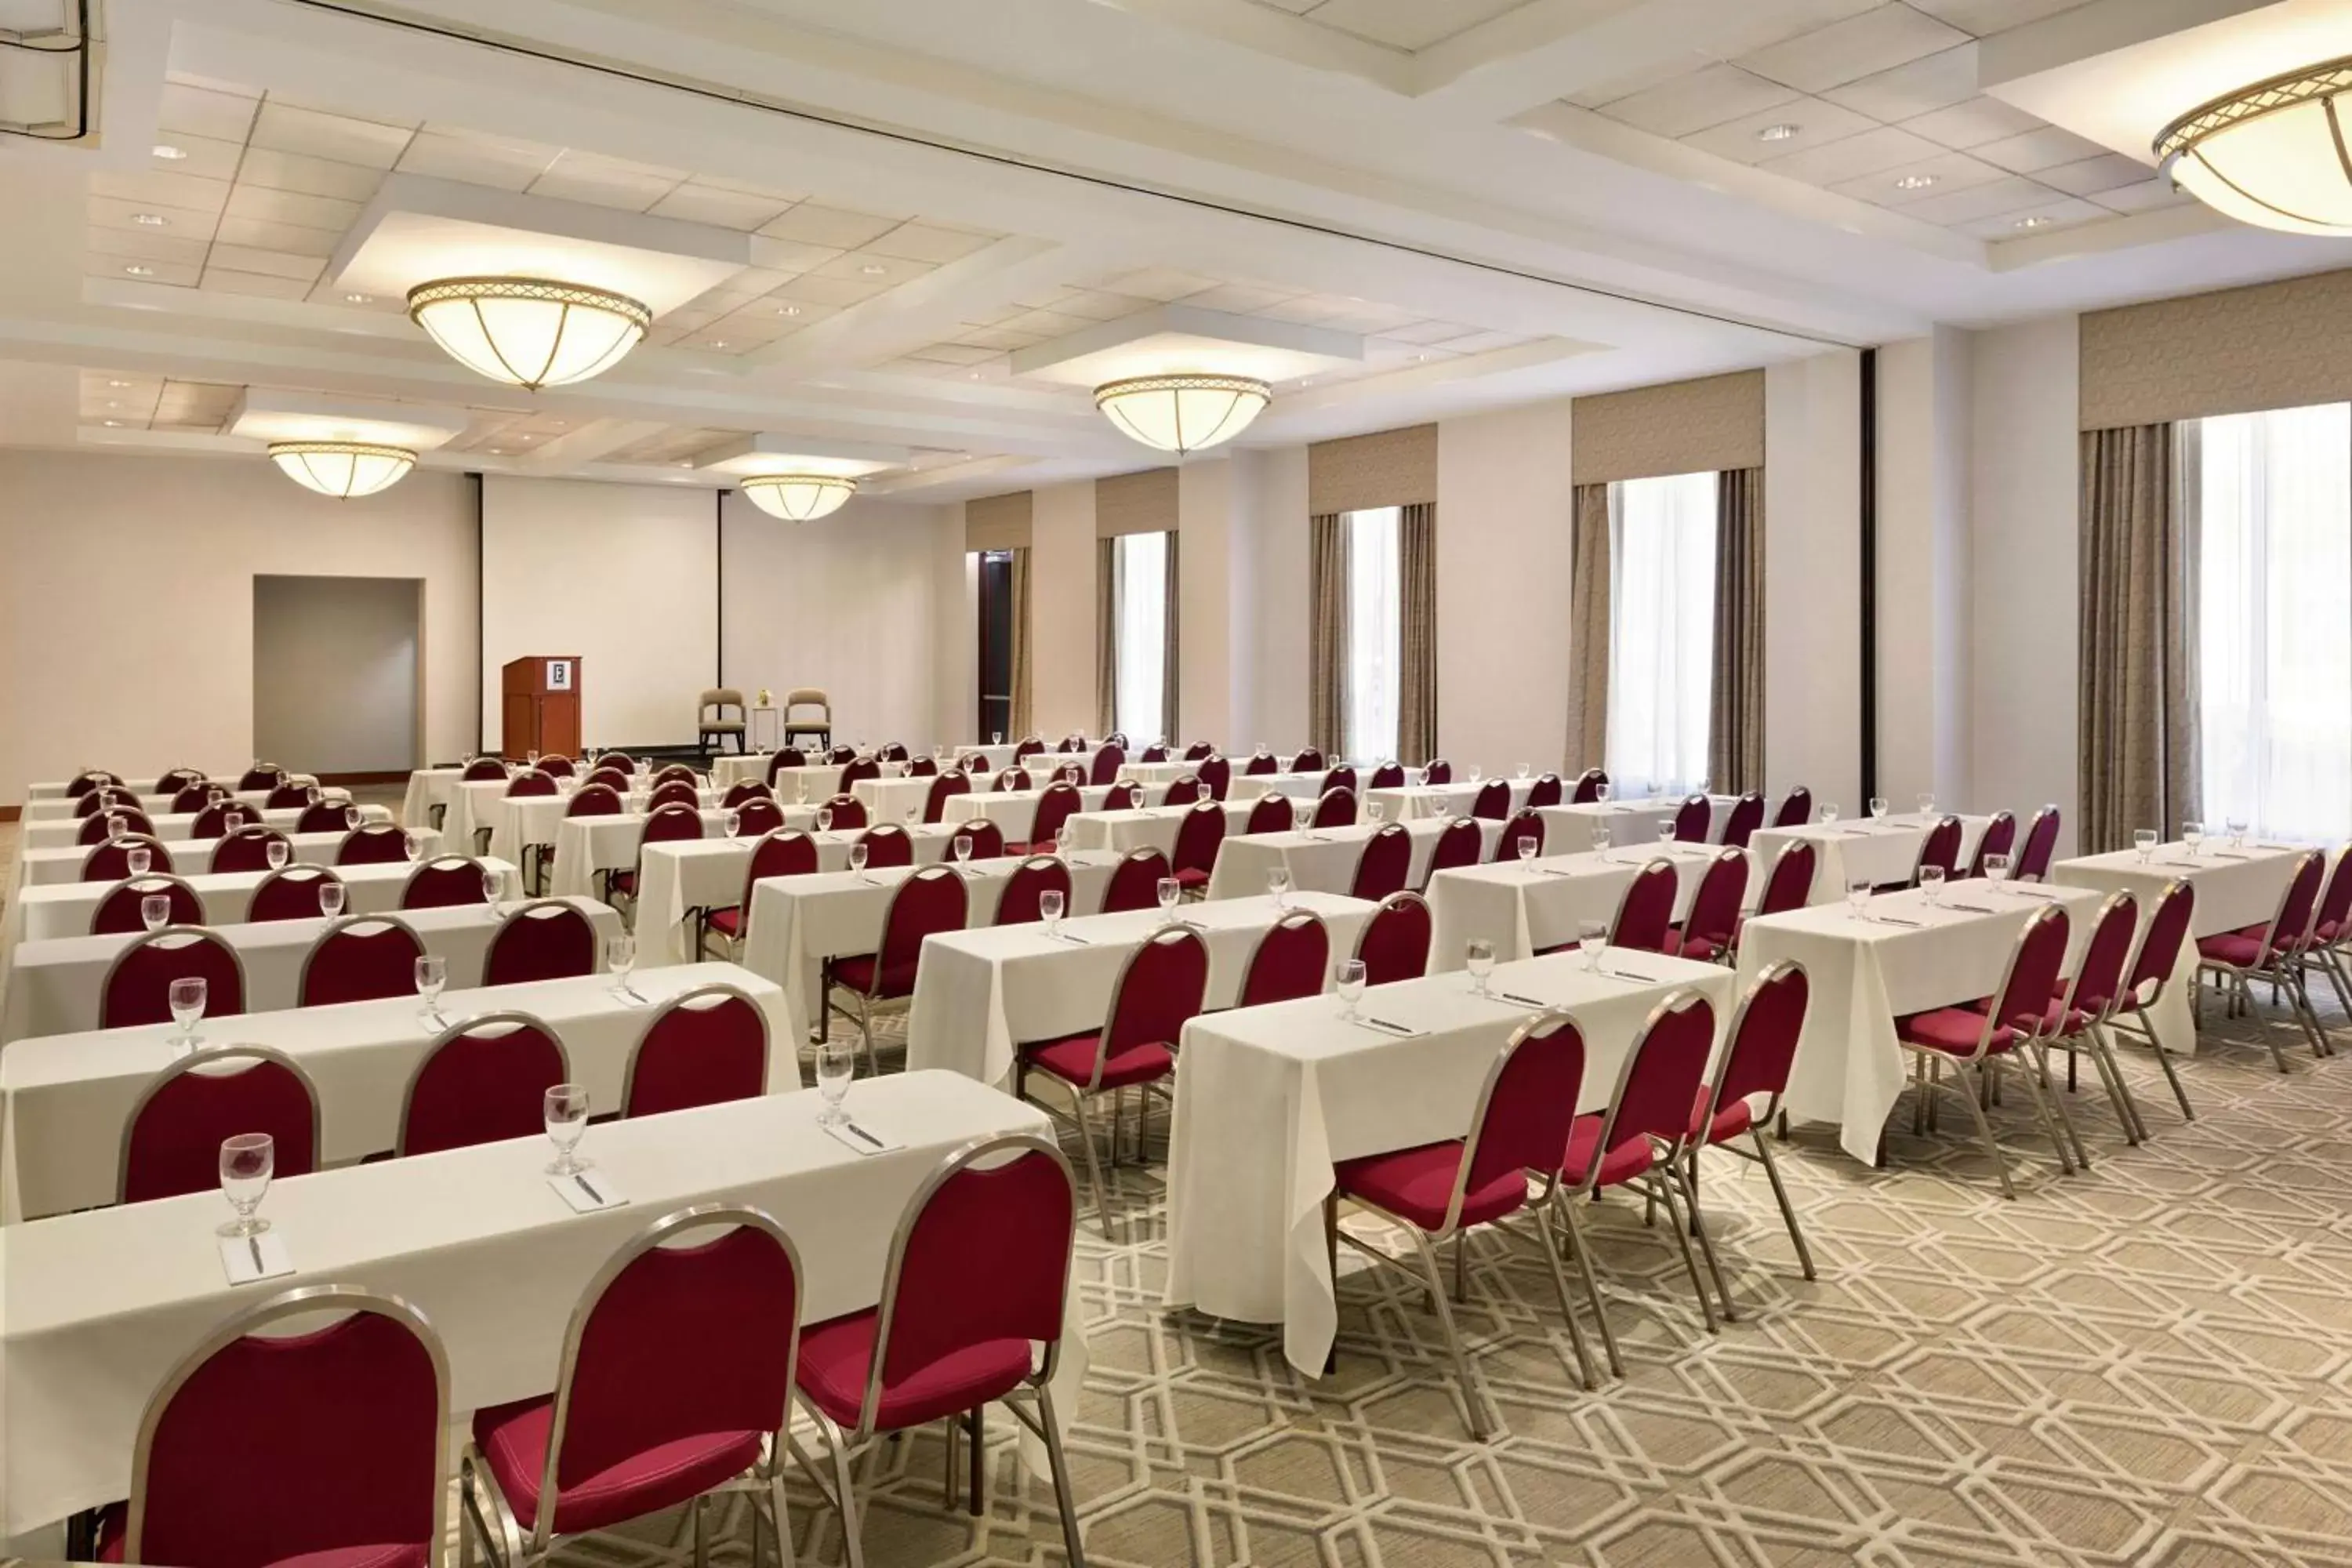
top-left (9, 805), bottom-right (2352, 1566)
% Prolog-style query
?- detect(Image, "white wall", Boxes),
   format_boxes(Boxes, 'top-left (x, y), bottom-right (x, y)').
top-left (934, 516), bottom-right (978, 749)
top-left (719, 492), bottom-right (953, 753)
top-left (252, 575), bottom-right (421, 773)
top-left (0, 451), bottom-right (478, 802)
top-left (1245, 445), bottom-right (1311, 751)
top-left (1970, 314), bottom-right (2082, 855)
top-left (1027, 479), bottom-right (1098, 737)
top-left (1765, 350), bottom-right (1865, 811)
top-left (1436, 401), bottom-right (1574, 775)
top-left (1176, 456), bottom-right (1246, 748)
top-left (481, 475), bottom-right (717, 750)
top-left (1875, 329), bottom-right (1975, 812)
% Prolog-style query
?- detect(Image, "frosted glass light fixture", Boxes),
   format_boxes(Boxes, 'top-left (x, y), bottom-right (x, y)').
top-left (742, 474), bottom-right (856, 521)
top-left (1094, 373), bottom-right (1269, 455)
top-left (268, 441), bottom-right (416, 498)
top-left (406, 277), bottom-right (650, 389)
top-left (2158, 57), bottom-right (2352, 235)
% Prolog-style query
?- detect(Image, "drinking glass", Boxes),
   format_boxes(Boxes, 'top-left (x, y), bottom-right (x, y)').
top-left (1337, 958), bottom-right (1367, 1022)
top-left (2133, 829), bottom-right (2158, 863)
top-left (484, 867), bottom-right (507, 913)
top-left (1918, 793), bottom-right (1936, 815)
top-left (169, 975), bottom-right (207, 1050)
top-left (1595, 781), bottom-right (1612, 804)
top-left (1368, 800), bottom-right (1386, 824)
top-left (1268, 866), bottom-right (1291, 909)
top-left (267, 839), bottom-right (290, 871)
top-left (307, 786), bottom-right (323, 806)
top-left (953, 833), bottom-right (975, 870)
top-left (343, 807), bottom-right (361, 831)
top-left (1920, 865), bottom-right (1945, 906)
top-left (1657, 821), bottom-right (1675, 848)
top-left (107, 813), bottom-right (127, 840)
top-left (726, 810), bottom-right (742, 839)
top-left (416, 954), bottom-right (447, 1027)
top-left (1517, 834), bottom-right (1539, 863)
top-left (1846, 877), bottom-right (1872, 920)
top-left (1590, 826), bottom-right (1610, 853)
top-left (992, 731), bottom-right (1004, 746)
top-left (403, 830), bottom-right (424, 864)
top-left (1869, 797), bottom-right (1889, 822)
top-left (2227, 816), bottom-right (2249, 848)
top-left (126, 845), bottom-right (152, 878)
top-left (1040, 888), bottom-right (1065, 938)
top-left (544, 1084), bottom-right (590, 1176)
top-left (1055, 825), bottom-right (1074, 858)
top-left (1294, 801), bottom-right (1314, 833)
top-left (2183, 821), bottom-right (2205, 856)
top-left (141, 893), bottom-right (170, 932)
top-left (1578, 919), bottom-right (1606, 972)
top-left (319, 881), bottom-right (346, 919)
top-left (1468, 765), bottom-right (1484, 785)
top-left (1983, 853), bottom-right (2011, 885)
top-left (607, 933), bottom-right (640, 1000)
top-left (849, 843), bottom-right (869, 873)
top-left (817, 807), bottom-right (834, 833)
top-left (1157, 876), bottom-right (1181, 914)
top-left (218, 1133), bottom-right (274, 1238)
top-left (815, 1040), bottom-right (855, 1124)
top-left (1516, 763), bottom-right (1530, 780)
top-left (1465, 938), bottom-right (1496, 997)
top-left (1820, 804), bottom-right (1841, 825)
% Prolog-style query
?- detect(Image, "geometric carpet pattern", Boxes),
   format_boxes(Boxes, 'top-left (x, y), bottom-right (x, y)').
top-left (9, 808), bottom-right (2351, 1566)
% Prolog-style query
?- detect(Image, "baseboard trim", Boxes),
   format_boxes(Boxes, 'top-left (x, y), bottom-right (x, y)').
top-left (316, 770), bottom-right (410, 787)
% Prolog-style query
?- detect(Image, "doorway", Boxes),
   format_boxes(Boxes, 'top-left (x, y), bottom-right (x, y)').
top-left (252, 575), bottom-right (423, 775)
top-left (976, 549), bottom-right (1014, 742)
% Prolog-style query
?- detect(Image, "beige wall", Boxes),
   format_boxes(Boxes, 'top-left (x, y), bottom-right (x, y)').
top-left (252, 575), bottom-right (422, 774)
top-left (1765, 351), bottom-right (1865, 811)
top-left (0, 450), bottom-right (479, 802)
top-left (1875, 329), bottom-right (1975, 812)
top-left (1027, 479), bottom-right (1098, 737)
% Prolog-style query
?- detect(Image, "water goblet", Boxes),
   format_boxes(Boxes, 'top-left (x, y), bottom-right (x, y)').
top-left (1267, 866), bottom-right (1291, 909)
top-left (1846, 876), bottom-right (1872, 921)
top-left (403, 830), bottom-right (424, 864)
top-left (141, 893), bottom-right (170, 932)
top-left (815, 1040), bottom-right (855, 1123)
top-left (817, 807), bottom-right (834, 834)
top-left (1157, 876), bottom-right (1180, 915)
top-left (483, 868), bottom-right (505, 913)
top-left (607, 933), bottom-right (641, 1002)
top-left (1578, 919), bottom-right (1606, 972)
top-left (1337, 958), bottom-right (1367, 1022)
top-left (416, 954), bottom-right (447, 1028)
top-left (169, 975), bottom-right (207, 1050)
top-left (126, 845), bottom-right (152, 877)
top-left (544, 1084), bottom-right (590, 1176)
top-left (849, 843), bottom-right (869, 874)
top-left (266, 839), bottom-right (290, 872)
top-left (1820, 804), bottom-right (1841, 825)
top-left (1918, 793), bottom-right (1936, 816)
top-left (1984, 852), bottom-right (2011, 886)
top-left (725, 809), bottom-right (742, 839)
top-left (1920, 865), bottom-right (1945, 906)
top-left (954, 833), bottom-right (975, 872)
top-left (2133, 829), bottom-right (2157, 864)
top-left (2183, 822), bottom-right (2205, 856)
top-left (2227, 816), bottom-right (2249, 848)
top-left (1517, 834), bottom-right (1539, 863)
top-left (1465, 938), bottom-right (1496, 997)
top-left (218, 1133), bottom-right (274, 1239)
top-left (318, 881), bottom-right (346, 920)
top-left (1040, 888), bottom-right (1065, 939)
top-left (1869, 797), bottom-right (1889, 822)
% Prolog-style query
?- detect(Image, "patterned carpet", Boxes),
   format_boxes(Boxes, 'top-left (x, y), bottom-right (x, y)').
top-left (10, 806), bottom-right (2352, 1565)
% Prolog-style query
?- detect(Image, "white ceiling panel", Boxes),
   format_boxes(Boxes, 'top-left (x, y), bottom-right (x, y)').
top-left (646, 181), bottom-right (797, 230)
top-left (1897, 93), bottom-right (2049, 151)
top-left (1973, 123), bottom-right (2114, 175)
top-left (236, 148), bottom-right (387, 203)
top-left (156, 82), bottom-right (260, 143)
top-left (1286, 0), bottom-right (1531, 52)
top-left (396, 130), bottom-right (559, 191)
top-left (1759, 122), bottom-right (1945, 184)
top-left (248, 102), bottom-right (415, 169)
top-left (1598, 64), bottom-right (1801, 139)
top-left (2033, 151), bottom-right (2154, 197)
top-left (1820, 42), bottom-right (1980, 122)
top-left (1737, 4), bottom-right (1971, 94)
top-left (1682, 98), bottom-right (1879, 165)
top-left (1906, 0), bottom-right (2093, 32)
top-left (757, 204), bottom-right (905, 248)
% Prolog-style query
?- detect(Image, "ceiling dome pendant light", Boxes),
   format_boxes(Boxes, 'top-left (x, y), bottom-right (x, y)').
top-left (268, 441), bottom-right (416, 499)
top-left (2157, 56), bottom-right (2352, 234)
top-left (406, 277), bottom-right (651, 390)
top-left (742, 474), bottom-right (856, 521)
top-left (1094, 373), bottom-right (1270, 455)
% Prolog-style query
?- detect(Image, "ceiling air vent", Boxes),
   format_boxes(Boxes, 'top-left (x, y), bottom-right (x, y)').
top-left (0, 0), bottom-right (97, 143)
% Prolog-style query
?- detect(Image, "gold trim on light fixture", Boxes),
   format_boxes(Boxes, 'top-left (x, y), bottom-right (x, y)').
top-left (267, 441), bottom-right (416, 499)
top-left (405, 276), bottom-right (652, 390)
top-left (741, 474), bottom-right (857, 521)
top-left (1094, 373), bottom-right (1270, 455)
top-left (2156, 56), bottom-right (2352, 235)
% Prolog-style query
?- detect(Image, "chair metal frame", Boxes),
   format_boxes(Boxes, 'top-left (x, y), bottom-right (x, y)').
top-left (90, 873), bottom-right (204, 935)
top-left (100, 924), bottom-right (249, 1029)
top-left (823, 866), bottom-right (966, 1076)
top-left (1352, 889), bottom-right (1434, 983)
top-left (2193, 849), bottom-right (2331, 1068)
top-left (297, 913), bottom-right (427, 1007)
top-left (622, 982), bottom-right (771, 1116)
top-left (2100, 877), bottom-right (2198, 1123)
top-left (1682, 962), bottom-right (1816, 1320)
top-left (2294, 843), bottom-right (2352, 1025)
top-left (118, 1043), bottom-right (320, 1203)
top-left (396, 1010), bottom-right (571, 1158)
top-left (485, 898), bottom-right (601, 986)
top-left (401, 854), bottom-right (493, 910)
top-left (2034, 890), bottom-right (2151, 1148)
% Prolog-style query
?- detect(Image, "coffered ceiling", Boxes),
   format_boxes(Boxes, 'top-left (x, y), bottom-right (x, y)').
top-left (3, 0), bottom-right (2348, 497)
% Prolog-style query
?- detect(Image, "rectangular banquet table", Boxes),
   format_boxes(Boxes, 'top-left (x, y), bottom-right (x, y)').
top-left (0, 1070), bottom-right (1068, 1537)
top-left (28, 772), bottom-right (314, 804)
top-left (1735, 881), bottom-right (2102, 1163)
top-left (546, 810), bottom-right (768, 899)
top-left (14, 829), bottom-right (446, 891)
top-left (1063, 801), bottom-right (1257, 858)
top-left (1365, 775), bottom-right (1536, 823)
top-left (1, 896), bottom-right (624, 1044)
top-left (0, 960), bottom-right (790, 1221)
top-left (5, 858), bottom-right (522, 951)
top-left (481, 786), bottom-right (739, 868)
top-left (1538, 793), bottom-right (1740, 851)
top-left (633, 826), bottom-right (966, 962)
top-left (17, 803), bottom-right (391, 856)
top-left (1745, 813), bottom-right (1993, 902)
top-left (1163, 946), bottom-right (1738, 1373)
top-left (1425, 843), bottom-right (1737, 967)
top-left (907, 891), bottom-right (1376, 1088)
top-left (940, 785), bottom-right (1127, 840)
top-left (1203, 818), bottom-right (1504, 901)
top-left (20, 789), bottom-right (281, 824)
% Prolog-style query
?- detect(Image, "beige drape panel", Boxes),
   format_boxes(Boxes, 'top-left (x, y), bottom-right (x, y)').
top-left (1573, 371), bottom-right (1765, 486)
top-left (966, 491), bottom-right (1033, 552)
top-left (1708, 468), bottom-right (1766, 793)
top-left (2078, 424), bottom-right (2200, 853)
top-left (1399, 503), bottom-right (1437, 764)
top-left (1163, 530), bottom-right (1181, 742)
top-left (1095, 468), bottom-right (1178, 537)
top-left (1095, 536), bottom-right (1117, 735)
top-left (2082, 267), bottom-right (2352, 429)
top-left (1563, 484), bottom-right (1613, 775)
top-left (1008, 546), bottom-right (1034, 738)
top-left (1308, 514), bottom-right (1349, 756)
top-left (1308, 425), bottom-right (1437, 515)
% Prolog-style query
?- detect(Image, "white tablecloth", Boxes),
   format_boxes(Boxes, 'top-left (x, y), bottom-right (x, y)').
top-left (30, 773), bottom-right (314, 805)
top-left (1203, 818), bottom-right (1504, 902)
top-left (1163, 946), bottom-right (1738, 1372)
top-left (15, 829), bottom-right (446, 890)
top-left (547, 811), bottom-right (757, 899)
top-left (1538, 794), bottom-right (1740, 851)
top-left (1735, 883), bottom-right (2103, 1163)
top-left (1425, 844), bottom-right (1733, 967)
top-left (18, 804), bottom-right (390, 856)
top-left (633, 828), bottom-right (963, 962)
top-left (1, 897), bottom-right (623, 1044)
top-left (1366, 777), bottom-right (1535, 823)
top-left (907, 891), bottom-right (1376, 1088)
top-left (739, 854), bottom-right (1123, 1041)
top-left (941, 786), bottom-right (1127, 841)
top-left (1063, 802), bottom-right (1257, 858)
top-left (1746, 814), bottom-right (1992, 902)
top-left (850, 774), bottom-right (950, 826)
top-left (0, 961), bottom-right (791, 1221)
top-left (21, 789), bottom-right (279, 824)
top-left (0, 1070), bottom-right (1069, 1537)
top-left (482, 788), bottom-right (737, 866)
top-left (5, 859), bottom-right (521, 951)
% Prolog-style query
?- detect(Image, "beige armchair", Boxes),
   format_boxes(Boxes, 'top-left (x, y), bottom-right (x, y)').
top-left (698, 687), bottom-right (747, 753)
top-left (780, 687), bottom-right (831, 750)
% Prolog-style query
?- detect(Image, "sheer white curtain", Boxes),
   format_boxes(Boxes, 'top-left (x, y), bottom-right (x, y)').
top-left (1606, 471), bottom-right (1717, 799)
top-left (2198, 402), bottom-right (2352, 840)
top-left (1345, 506), bottom-right (1400, 764)
top-left (1112, 530), bottom-right (1168, 746)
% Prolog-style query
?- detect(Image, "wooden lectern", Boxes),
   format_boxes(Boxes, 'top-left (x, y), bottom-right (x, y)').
top-left (501, 655), bottom-right (583, 758)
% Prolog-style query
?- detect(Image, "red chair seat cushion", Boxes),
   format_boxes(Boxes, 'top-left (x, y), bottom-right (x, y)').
top-left (608, 871), bottom-right (637, 897)
top-left (1896, 1007), bottom-right (2012, 1055)
top-left (829, 953), bottom-right (917, 998)
top-left (94, 1504), bottom-right (425, 1568)
top-left (2196, 926), bottom-right (2270, 967)
top-left (1171, 867), bottom-right (1210, 887)
top-left (2318, 918), bottom-right (2341, 944)
top-left (705, 906), bottom-right (742, 937)
top-left (1665, 928), bottom-right (1723, 963)
top-left (1689, 1086), bottom-right (1755, 1145)
top-left (1969, 992), bottom-right (2089, 1036)
top-left (1561, 1114), bottom-right (1656, 1189)
top-left (796, 1309), bottom-right (1033, 1431)
top-left (1334, 1139), bottom-right (1528, 1230)
top-left (1022, 1033), bottom-right (1174, 1090)
top-left (471, 1396), bottom-right (761, 1534)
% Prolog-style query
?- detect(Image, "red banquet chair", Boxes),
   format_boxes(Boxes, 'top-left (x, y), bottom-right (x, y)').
top-left (1350, 822), bottom-right (1412, 901)
top-left (922, 770), bottom-right (971, 823)
top-left (1368, 760), bottom-right (1406, 791)
top-left (1141, 743), bottom-right (1170, 764)
top-left (568, 784), bottom-right (624, 820)
top-left (1014, 737), bottom-right (1046, 760)
top-left (463, 757), bottom-right (509, 782)
top-left (538, 757), bottom-right (576, 780)
top-left (1911, 815), bottom-right (1965, 887)
top-left (1685, 962), bottom-right (1816, 1317)
top-left (170, 785), bottom-right (213, 815)
top-left (299, 801), bottom-right (362, 836)
top-left (825, 866), bottom-right (967, 1075)
top-left (1894, 903), bottom-right (2075, 1198)
top-left (1773, 786), bottom-right (1813, 827)
top-left (1425, 818), bottom-right (1483, 884)
top-left (250, 866), bottom-right (339, 922)
top-left (653, 764), bottom-right (699, 789)
top-left (96, 1284), bottom-right (447, 1568)
top-left (211, 825), bottom-right (288, 875)
top-left (1089, 744), bottom-right (1126, 786)
top-left (2016, 891), bottom-right (2146, 1151)
top-left (1721, 792), bottom-right (1766, 849)
top-left (1423, 759), bottom-right (1454, 786)
top-left (2106, 878), bottom-right (2198, 1121)
top-left (1668, 848), bottom-right (1749, 963)
top-left (338, 822), bottom-right (411, 866)
top-left (1353, 890), bottom-right (1433, 985)
top-left (609, 803), bottom-right (704, 904)
top-left (1102, 847), bottom-right (1173, 913)
top-left (118, 1045), bottom-right (317, 1203)
top-left (401, 855), bottom-right (492, 909)
top-left (90, 875), bottom-right (205, 936)
top-left (1239, 910), bottom-right (1328, 1006)
top-left (907, 757), bottom-right (938, 778)
top-left (622, 984), bottom-right (769, 1117)
top-left (856, 823), bottom-right (915, 869)
top-left (463, 1207), bottom-right (801, 1568)
top-left (235, 764), bottom-right (284, 792)
top-left (721, 780), bottom-right (771, 809)
top-left (837, 757), bottom-right (880, 794)
top-left (66, 769), bottom-right (122, 797)
top-left (949, 818), bottom-right (1006, 862)
top-left (827, 745), bottom-right (858, 766)
top-left (735, 797), bottom-right (786, 837)
top-left (82, 834), bottom-right (174, 882)
top-left (1607, 860), bottom-right (1679, 953)
top-left (1170, 800), bottom-right (1225, 895)
top-left (1243, 793), bottom-right (1292, 836)
top-left (996, 855), bottom-right (1073, 927)
top-left (1570, 768), bottom-right (1606, 804)
top-left (2195, 848), bottom-right (2329, 1069)
top-left (1244, 752), bottom-right (1280, 776)
top-left (1672, 794), bottom-right (1713, 843)
top-left (1327, 1010), bottom-right (1601, 1434)
top-left (77, 786), bottom-right (140, 818)
top-left (81, 808), bottom-right (154, 845)
top-left (702, 830), bottom-right (818, 958)
top-left (299, 916), bottom-right (426, 1007)
top-left (1470, 781), bottom-right (1511, 820)
top-left (397, 1012), bottom-right (568, 1157)
top-left (2299, 844), bottom-right (2352, 1018)
top-left (506, 769), bottom-right (558, 800)
top-left (789, 1137), bottom-right (1083, 1566)
top-left (1312, 788), bottom-right (1356, 829)
top-left (1018, 925), bottom-right (1206, 1232)
top-left (763, 749), bottom-right (808, 786)
top-left (1162, 774), bottom-right (1204, 806)
top-left (101, 927), bottom-right (245, 1030)
top-left (1198, 756), bottom-right (1232, 800)
top-left (154, 767), bottom-right (207, 797)
top-left (267, 784), bottom-right (318, 811)
top-left (1102, 781), bottom-right (1143, 811)
top-left (1014, 782), bottom-right (1082, 855)
top-left (1184, 741), bottom-right (1215, 761)
top-left (647, 779), bottom-right (699, 814)
top-left (2015, 804), bottom-right (2062, 881)
top-left (1966, 810), bottom-right (2017, 878)
top-left (191, 801), bottom-right (260, 840)
top-left (992, 767), bottom-right (1033, 793)
top-left (1293, 748), bottom-right (1326, 773)
top-left (1498, 808), bottom-right (1545, 861)
top-left (583, 769), bottom-right (631, 797)
top-left (1322, 764), bottom-right (1358, 797)
top-left (1525, 772), bottom-right (1565, 809)
top-left (485, 900), bottom-right (601, 985)
top-left (818, 794), bottom-right (867, 830)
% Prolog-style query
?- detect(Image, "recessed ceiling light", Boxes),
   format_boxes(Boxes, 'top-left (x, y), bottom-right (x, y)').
top-left (859, 264), bottom-right (886, 275)
top-left (123, 264), bottom-right (154, 277)
top-left (706, 339), bottom-right (729, 348)
top-left (488, 448), bottom-right (503, 455)
top-left (968, 371), bottom-right (981, 379)
top-left (1757, 123), bottom-right (1800, 143)
top-left (151, 143), bottom-right (186, 160)
top-left (1893, 174), bottom-right (1936, 191)
top-left (132, 212), bottom-right (167, 227)
top-left (2014, 214), bottom-right (2056, 229)
top-left (1412, 354), bottom-right (1427, 362)
top-left (776, 305), bottom-right (801, 317)
top-left (103, 419), bottom-right (122, 426)
top-left (107, 379), bottom-right (127, 388)
top-left (1297, 378), bottom-right (1313, 387)
top-left (343, 292), bottom-right (371, 303)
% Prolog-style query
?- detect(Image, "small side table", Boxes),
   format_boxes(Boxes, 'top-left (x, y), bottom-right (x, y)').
top-left (750, 705), bottom-right (781, 751)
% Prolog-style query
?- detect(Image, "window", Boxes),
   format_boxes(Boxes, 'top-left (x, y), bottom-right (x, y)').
top-left (2197, 402), bottom-right (2352, 840)
top-left (1344, 506), bottom-right (1401, 762)
top-left (1605, 470), bottom-right (1716, 799)
top-left (1110, 530), bottom-right (1169, 744)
